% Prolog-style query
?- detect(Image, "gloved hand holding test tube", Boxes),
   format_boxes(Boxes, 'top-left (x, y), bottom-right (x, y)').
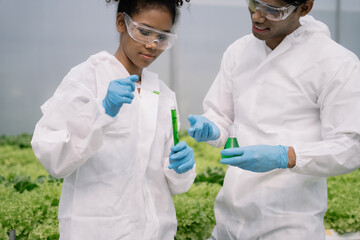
top-left (168, 108), bottom-right (195, 174)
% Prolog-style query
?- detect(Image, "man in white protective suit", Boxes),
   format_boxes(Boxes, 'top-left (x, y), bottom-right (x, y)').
top-left (187, 0), bottom-right (360, 239)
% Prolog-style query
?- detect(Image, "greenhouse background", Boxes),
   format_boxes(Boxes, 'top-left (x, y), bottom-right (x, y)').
top-left (1, 1), bottom-right (360, 239)
top-left (0, 0), bottom-right (360, 135)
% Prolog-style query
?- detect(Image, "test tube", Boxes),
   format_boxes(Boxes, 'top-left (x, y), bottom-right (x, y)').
top-left (171, 107), bottom-right (179, 146)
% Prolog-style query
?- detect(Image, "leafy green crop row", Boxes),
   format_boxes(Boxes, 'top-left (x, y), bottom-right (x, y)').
top-left (0, 133), bottom-right (359, 239)
top-left (0, 134), bottom-right (32, 149)
top-left (325, 170), bottom-right (360, 234)
top-left (0, 180), bottom-right (61, 239)
top-left (173, 183), bottom-right (221, 240)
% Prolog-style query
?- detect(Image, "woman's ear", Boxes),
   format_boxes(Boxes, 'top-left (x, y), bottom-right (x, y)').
top-left (116, 12), bottom-right (126, 33)
top-left (298, 0), bottom-right (314, 17)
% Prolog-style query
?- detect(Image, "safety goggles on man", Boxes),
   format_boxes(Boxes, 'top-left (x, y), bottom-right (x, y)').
top-left (246, 0), bottom-right (297, 21)
top-left (123, 12), bottom-right (177, 50)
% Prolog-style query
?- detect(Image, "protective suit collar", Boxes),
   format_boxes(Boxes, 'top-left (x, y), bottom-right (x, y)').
top-left (255, 15), bottom-right (331, 72)
top-left (298, 15), bottom-right (331, 38)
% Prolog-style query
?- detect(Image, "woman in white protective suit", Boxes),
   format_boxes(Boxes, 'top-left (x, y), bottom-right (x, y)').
top-left (187, 0), bottom-right (360, 239)
top-left (31, 0), bottom-right (196, 239)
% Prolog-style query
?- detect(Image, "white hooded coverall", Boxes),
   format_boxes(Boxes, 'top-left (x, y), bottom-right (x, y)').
top-left (203, 16), bottom-right (360, 240)
top-left (31, 51), bottom-right (196, 240)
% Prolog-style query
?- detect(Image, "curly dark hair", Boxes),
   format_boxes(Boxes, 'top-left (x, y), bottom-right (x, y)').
top-left (284, 0), bottom-right (313, 6)
top-left (106, 0), bottom-right (190, 24)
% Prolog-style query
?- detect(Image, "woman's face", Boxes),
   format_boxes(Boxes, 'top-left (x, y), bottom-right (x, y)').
top-left (115, 7), bottom-right (173, 76)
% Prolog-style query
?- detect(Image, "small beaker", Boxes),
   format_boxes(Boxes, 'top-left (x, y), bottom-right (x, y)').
top-left (224, 125), bottom-right (239, 150)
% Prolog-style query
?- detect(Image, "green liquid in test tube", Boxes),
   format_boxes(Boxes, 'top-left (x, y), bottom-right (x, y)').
top-left (171, 107), bottom-right (179, 146)
top-left (223, 125), bottom-right (239, 158)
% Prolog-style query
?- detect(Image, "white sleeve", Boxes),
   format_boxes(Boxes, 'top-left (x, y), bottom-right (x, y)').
top-left (31, 70), bottom-right (115, 179)
top-left (202, 48), bottom-right (235, 148)
top-left (164, 159), bottom-right (196, 196)
top-left (291, 57), bottom-right (360, 177)
top-left (163, 103), bottom-right (196, 195)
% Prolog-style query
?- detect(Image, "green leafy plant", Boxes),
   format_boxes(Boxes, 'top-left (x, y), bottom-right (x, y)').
top-left (0, 145), bottom-right (49, 179)
top-left (325, 169), bottom-right (360, 234)
top-left (0, 181), bottom-right (61, 239)
top-left (0, 134), bottom-right (32, 148)
top-left (13, 176), bottom-right (39, 194)
top-left (173, 183), bottom-right (221, 240)
top-left (195, 166), bottom-right (225, 185)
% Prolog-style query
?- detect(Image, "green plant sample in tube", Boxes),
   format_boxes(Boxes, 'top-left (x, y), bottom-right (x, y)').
top-left (171, 107), bottom-right (179, 146)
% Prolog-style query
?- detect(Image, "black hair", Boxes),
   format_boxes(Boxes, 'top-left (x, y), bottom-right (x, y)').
top-left (107, 0), bottom-right (190, 24)
top-left (284, 0), bottom-right (313, 7)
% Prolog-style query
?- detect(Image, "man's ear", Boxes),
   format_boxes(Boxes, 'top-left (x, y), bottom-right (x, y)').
top-left (298, 0), bottom-right (314, 17)
top-left (116, 12), bottom-right (126, 33)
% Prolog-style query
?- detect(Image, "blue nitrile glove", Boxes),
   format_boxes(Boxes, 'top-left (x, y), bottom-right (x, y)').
top-left (187, 115), bottom-right (220, 142)
top-left (169, 141), bottom-right (195, 174)
top-left (220, 145), bottom-right (289, 173)
top-left (102, 75), bottom-right (139, 117)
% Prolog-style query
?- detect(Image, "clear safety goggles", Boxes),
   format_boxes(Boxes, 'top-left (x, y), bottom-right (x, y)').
top-left (246, 0), bottom-right (297, 21)
top-left (123, 12), bottom-right (177, 50)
